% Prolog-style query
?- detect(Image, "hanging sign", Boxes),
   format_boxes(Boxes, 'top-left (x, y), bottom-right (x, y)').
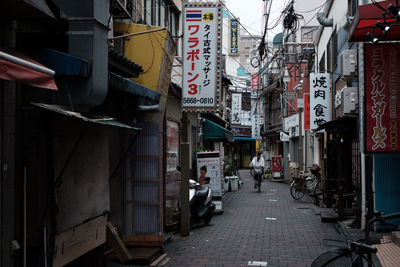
top-left (251, 113), bottom-right (260, 139)
top-left (304, 93), bottom-right (310, 130)
top-left (251, 73), bottom-right (259, 98)
top-left (230, 18), bottom-right (239, 55)
top-left (182, 3), bottom-right (222, 111)
top-left (310, 73), bottom-right (330, 130)
top-left (365, 44), bottom-right (400, 152)
top-left (231, 93), bottom-right (242, 124)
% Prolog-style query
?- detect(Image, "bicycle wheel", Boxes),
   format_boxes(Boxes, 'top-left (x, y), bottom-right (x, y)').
top-left (290, 179), bottom-right (305, 200)
top-left (257, 176), bottom-right (261, 193)
top-left (311, 248), bottom-right (352, 267)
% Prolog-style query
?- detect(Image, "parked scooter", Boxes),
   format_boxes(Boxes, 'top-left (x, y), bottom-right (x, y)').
top-left (177, 167), bottom-right (216, 226)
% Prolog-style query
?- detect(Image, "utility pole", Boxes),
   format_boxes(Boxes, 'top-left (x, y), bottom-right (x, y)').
top-left (180, 112), bottom-right (190, 236)
top-left (298, 84), bottom-right (303, 171)
top-left (180, 0), bottom-right (190, 237)
top-left (298, 105), bottom-right (303, 171)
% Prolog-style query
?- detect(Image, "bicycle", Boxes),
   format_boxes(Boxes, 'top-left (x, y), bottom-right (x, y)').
top-left (290, 164), bottom-right (321, 200)
top-left (311, 211), bottom-right (400, 266)
top-left (251, 167), bottom-right (263, 193)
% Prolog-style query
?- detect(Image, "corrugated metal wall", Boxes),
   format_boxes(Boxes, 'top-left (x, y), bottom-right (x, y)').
top-left (123, 112), bottom-right (163, 236)
top-left (374, 153), bottom-right (400, 225)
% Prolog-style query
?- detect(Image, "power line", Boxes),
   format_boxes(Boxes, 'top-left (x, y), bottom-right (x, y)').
top-left (218, 0), bottom-right (263, 45)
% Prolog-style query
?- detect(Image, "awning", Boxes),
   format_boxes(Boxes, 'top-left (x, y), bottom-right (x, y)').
top-left (32, 103), bottom-right (141, 131)
top-left (234, 136), bottom-right (256, 142)
top-left (108, 72), bottom-right (161, 103)
top-left (0, 47), bottom-right (57, 90)
top-left (0, 0), bottom-right (55, 19)
top-left (203, 119), bottom-right (234, 142)
top-left (35, 49), bottom-right (90, 77)
top-left (314, 115), bottom-right (357, 132)
top-left (349, 0), bottom-right (400, 42)
top-left (109, 49), bottom-right (143, 78)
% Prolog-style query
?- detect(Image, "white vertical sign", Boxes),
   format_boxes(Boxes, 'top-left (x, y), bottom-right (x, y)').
top-left (182, 5), bottom-right (222, 110)
top-left (252, 113), bottom-right (260, 138)
top-left (310, 73), bottom-right (330, 130)
top-left (231, 93), bottom-right (242, 124)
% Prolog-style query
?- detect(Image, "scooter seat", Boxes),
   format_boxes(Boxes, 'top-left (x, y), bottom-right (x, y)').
top-left (196, 185), bottom-right (209, 199)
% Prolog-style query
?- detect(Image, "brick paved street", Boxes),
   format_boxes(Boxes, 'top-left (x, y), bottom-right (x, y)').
top-left (162, 170), bottom-right (341, 267)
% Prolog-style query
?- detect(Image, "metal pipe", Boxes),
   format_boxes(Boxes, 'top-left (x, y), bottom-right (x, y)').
top-left (138, 104), bottom-right (160, 111)
top-left (283, 42), bottom-right (315, 45)
top-left (0, 51), bottom-right (55, 76)
top-left (43, 227), bottom-right (47, 267)
top-left (361, 152), bottom-right (367, 228)
top-left (317, 12), bottom-right (333, 27)
top-left (109, 27), bottom-right (167, 40)
top-left (358, 43), bottom-right (367, 229)
top-left (24, 167), bottom-right (27, 267)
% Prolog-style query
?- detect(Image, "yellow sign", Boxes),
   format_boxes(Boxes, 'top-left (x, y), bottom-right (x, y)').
top-left (202, 12), bottom-right (214, 22)
top-left (113, 23), bottom-right (175, 113)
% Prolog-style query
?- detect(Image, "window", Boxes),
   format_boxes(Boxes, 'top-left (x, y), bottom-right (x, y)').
top-left (155, 0), bottom-right (160, 26)
top-left (169, 7), bottom-right (179, 55)
top-left (126, 0), bottom-right (143, 22)
top-left (326, 41), bottom-right (331, 72)
top-left (348, 0), bottom-right (358, 16)
top-left (145, 0), bottom-right (152, 25)
top-left (160, 0), bottom-right (166, 27)
top-left (326, 30), bottom-right (337, 72)
top-left (301, 26), bottom-right (318, 42)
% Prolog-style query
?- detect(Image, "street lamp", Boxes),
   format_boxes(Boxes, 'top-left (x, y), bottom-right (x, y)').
top-left (376, 21), bottom-right (391, 35)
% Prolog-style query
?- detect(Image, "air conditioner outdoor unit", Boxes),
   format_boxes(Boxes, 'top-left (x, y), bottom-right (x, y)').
top-left (341, 87), bottom-right (358, 115)
top-left (341, 49), bottom-right (357, 76)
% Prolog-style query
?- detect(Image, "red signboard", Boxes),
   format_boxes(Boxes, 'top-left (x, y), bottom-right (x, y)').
top-left (272, 157), bottom-right (282, 172)
top-left (251, 73), bottom-right (259, 90)
top-left (365, 44), bottom-right (400, 152)
top-left (304, 93), bottom-right (310, 130)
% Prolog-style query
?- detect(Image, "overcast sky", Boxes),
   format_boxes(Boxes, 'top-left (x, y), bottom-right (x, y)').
top-left (224, 0), bottom-right (286, 41)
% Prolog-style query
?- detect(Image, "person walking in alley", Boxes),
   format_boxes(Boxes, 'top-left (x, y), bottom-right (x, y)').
top-left (250, 152), bottom-right (264, 190)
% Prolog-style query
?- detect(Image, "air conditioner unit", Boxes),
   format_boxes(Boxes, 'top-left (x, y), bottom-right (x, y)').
top-left (341, 87), bottom-right (358, 115)
top-left (341, 50), bottom-right (357, 76)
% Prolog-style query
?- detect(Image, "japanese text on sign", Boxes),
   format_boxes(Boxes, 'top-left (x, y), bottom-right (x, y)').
top-left (304, 93), bottom-right (310, 130)
top-left (230, 19), bottom-right (239, 54)
top-left (365, 44), bottom-right (400, 152)
top-left (182, 6), bottom-right (220, 109)
top-left (310, 73), bottom-right (330, 130)
top-left (231, 93), bottom-right (242, 125)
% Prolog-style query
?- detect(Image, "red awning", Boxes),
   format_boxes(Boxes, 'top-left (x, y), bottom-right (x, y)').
top-left (349, 0), bottom-right (400, 42)
top-left (0, 47), bottom-right (57, 90)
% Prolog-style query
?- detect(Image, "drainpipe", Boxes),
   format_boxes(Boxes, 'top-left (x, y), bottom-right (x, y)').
top-left (317, 13), bottom-right (333, 27)
top-left (358, 43), bottom-right (367, 229)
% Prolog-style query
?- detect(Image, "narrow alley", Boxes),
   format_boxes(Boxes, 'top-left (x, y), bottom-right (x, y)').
top-left (163, 171), bottom-right (341, 267)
